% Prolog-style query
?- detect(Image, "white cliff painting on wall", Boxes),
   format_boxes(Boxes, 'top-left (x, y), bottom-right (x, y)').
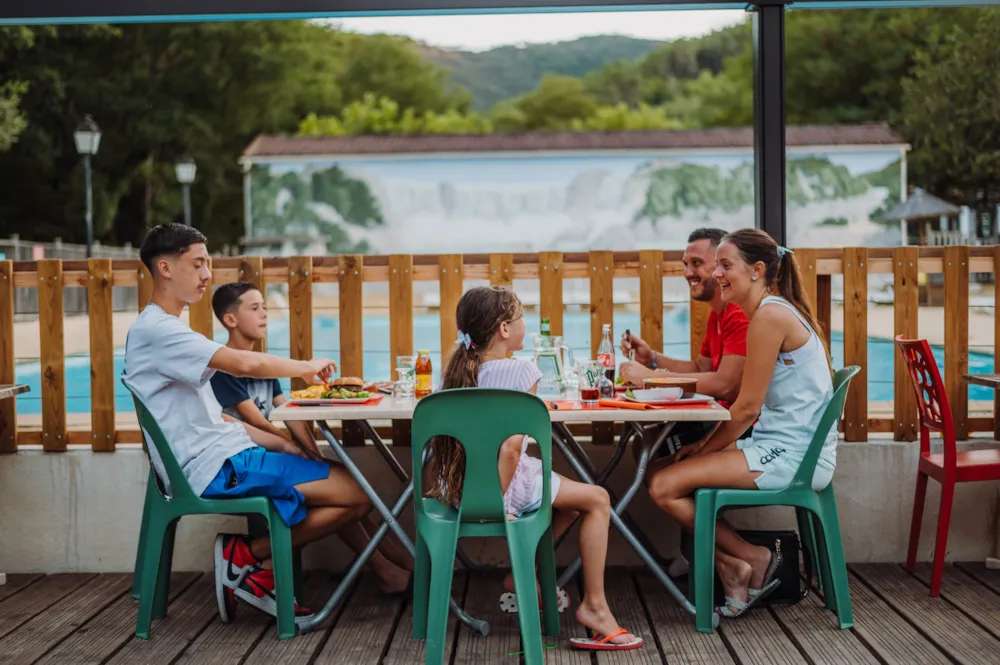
top-left (249, 149), bottom-right (904, 255)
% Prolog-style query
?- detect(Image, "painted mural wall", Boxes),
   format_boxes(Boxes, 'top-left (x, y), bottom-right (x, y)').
top-left (248, 148), bottom-right (904, 255)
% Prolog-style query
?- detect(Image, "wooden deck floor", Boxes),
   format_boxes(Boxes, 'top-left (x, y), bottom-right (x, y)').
top-left (1, 563), bottom-right (1000, 664)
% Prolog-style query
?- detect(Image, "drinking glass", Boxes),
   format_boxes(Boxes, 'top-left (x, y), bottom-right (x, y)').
top-left (578, 360), bottom-right (605, 405)
top-left (394, 367), bottom-right (415, 399)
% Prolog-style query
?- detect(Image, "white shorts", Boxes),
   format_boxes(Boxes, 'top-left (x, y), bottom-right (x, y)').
top-left (504, 452), bottom-right (561, 518)
top-left (737, 438), bottom-right (833, 492)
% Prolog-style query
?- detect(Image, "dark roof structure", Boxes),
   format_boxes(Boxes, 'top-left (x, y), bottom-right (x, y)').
top-left (243, 123), bottom-right (906, 159)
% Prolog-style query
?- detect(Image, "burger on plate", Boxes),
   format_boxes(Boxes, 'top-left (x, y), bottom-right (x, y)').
top-left (329, 376), bottom-right (365, 392)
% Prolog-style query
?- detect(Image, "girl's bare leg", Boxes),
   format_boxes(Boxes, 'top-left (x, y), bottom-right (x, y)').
top-left (553, 477), bottom-right (637, 645)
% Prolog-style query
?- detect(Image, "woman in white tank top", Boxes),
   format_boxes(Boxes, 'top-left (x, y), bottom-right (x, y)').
top-left (646, 229), bottom-right (836, 621)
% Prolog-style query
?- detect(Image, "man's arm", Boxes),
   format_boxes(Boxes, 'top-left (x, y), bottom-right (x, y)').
top-left (209, 347), bottom-right (336, 384)
top-left (232, 400), bottom-right (292, 441)
top-left (664, 354), bottom-right (745, 403)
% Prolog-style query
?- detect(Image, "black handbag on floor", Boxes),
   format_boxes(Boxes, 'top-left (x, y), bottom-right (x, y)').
top-left (684, 528), bottom-right (813, 606)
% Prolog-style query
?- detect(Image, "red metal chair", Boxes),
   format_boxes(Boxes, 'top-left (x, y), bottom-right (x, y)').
top-left (896, 335), bottom-right (1000, 596)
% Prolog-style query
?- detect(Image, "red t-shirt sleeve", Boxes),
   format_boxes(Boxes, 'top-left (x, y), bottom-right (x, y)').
top-left (699, 314), bottom-right (714, 359)
top-left (722, 306), bottom-right (749, 357)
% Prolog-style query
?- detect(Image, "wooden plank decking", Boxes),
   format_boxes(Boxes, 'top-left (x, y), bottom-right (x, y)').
top-left (1, 564), bottom-right (999, 664)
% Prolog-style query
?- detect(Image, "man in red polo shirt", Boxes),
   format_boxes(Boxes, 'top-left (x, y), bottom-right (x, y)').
top-left (620, 227), bottom-right (749, 462)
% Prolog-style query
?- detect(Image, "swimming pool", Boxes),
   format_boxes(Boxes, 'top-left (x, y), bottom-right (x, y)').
top-left (13, 308), bottom-right (996, 414)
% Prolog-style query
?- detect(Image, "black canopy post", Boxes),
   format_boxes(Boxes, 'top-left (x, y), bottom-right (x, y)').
top-left (751, 0), bottom-right (789, 246)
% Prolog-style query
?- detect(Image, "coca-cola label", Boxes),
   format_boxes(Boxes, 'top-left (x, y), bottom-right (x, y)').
top-left (597, 353), bottom-right (613, 368)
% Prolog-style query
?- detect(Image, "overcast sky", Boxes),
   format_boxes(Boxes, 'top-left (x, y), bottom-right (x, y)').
top-left (326, 10), bottom-right (746, 52)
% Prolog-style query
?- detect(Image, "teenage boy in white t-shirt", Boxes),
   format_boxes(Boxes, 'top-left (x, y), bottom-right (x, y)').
top-left (123, 224), bottom-right (411, 627)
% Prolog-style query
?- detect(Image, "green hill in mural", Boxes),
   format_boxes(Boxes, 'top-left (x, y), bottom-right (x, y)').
top-left (635, 156), bottom-right (890, 224)
top-left (860, 158), bottom-right (903, 223)
top-left (250, 165), bottom-right (384, 252)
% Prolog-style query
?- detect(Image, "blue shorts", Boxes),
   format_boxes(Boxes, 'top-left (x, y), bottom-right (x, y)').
top-left (202, 447), bottom-right (330, 527)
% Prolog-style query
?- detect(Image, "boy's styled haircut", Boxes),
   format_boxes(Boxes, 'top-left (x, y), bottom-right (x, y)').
top-left (212, 282), bottom-right (260, 326)
top-left (139, 223), bottom-right (208, 275)
top-left (687, 227), bottom-right (727, 247)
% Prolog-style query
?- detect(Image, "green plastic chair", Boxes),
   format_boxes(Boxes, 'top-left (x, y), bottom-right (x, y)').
top-left (690, 366), bottom-right (860, 633)
top-left (123, 380), bottom-right (299, 640)
top-left (410, 388), bottom-right (560, 665)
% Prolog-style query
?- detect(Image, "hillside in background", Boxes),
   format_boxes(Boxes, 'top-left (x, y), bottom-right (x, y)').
top-left (421, 35), bottom-right (664, 109)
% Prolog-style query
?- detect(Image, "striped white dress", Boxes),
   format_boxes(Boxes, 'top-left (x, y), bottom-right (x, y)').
top-left (478, 359), bottom-right (562, 516)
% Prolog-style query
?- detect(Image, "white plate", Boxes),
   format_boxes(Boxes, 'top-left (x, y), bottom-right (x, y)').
top-left (630, 387), bottom-right (684, 402)
top-left (288, 397), bottom-right (377, 406)
top-left (621, 392), bottom-right (715, 406)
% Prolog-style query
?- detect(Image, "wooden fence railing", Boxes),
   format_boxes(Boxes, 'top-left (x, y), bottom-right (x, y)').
top-left (0, 246), bottom-right (996, 452)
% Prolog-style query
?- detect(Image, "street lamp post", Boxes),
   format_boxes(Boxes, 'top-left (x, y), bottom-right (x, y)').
top-left (175, 153), bottom-right (197, 226)
top-left (73, 115), bottom-right (101, 258)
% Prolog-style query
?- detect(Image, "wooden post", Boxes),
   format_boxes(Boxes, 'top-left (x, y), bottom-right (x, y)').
top-left (0, 261), bottom-right (16, 452)
top-left (816, 274), bottom-right (833, 349)
top-left (38, 259), bottom-right (66, 451)
top-left (796, 248), bottom-right (818, 314)
top-left (389, 255), bottom-right (414, 447)
top-left (188, 257), bottom-right (214, 338)
top-left (339, 255), bottom-right (365, 447)
top-left (88, 258), bottom-right (116, 451)
top-left (944, 245), bottom-right (969, 439)
top-left (539, 252), bottom-right (563, 338)
top-left (438, 255), bottom-right (463, 368)
top-left (489, 253), bottom-right (513, 288)
top-left (288, 257), bottom-right (313, 392)
top-left (589, 250), bottom-right (614, 445)
top-left (892, 247), bottom-right (919, 442)
top-left (238, 256), bottom-right (265, 352)
top-left (639, 250), bottom-right (663, 355)
top-left (137, 263), bottom-right (153, 312)
top-left (995, 246), bottom-right (1000, 440)
top-left (843, 248), bottom-right (868, 442)
top-left (689, 299), bottom-right (711, 363)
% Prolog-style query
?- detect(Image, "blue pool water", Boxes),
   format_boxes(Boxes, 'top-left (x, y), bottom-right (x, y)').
top-left (13, 308), bottom-right (996, 414)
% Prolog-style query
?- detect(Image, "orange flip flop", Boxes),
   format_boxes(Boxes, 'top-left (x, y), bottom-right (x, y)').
top-left (569, 628), bottom-right (644, 651)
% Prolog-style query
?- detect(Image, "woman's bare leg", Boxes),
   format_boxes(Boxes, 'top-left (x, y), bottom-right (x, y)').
top-left (648, 450), bottom-right (774, 608)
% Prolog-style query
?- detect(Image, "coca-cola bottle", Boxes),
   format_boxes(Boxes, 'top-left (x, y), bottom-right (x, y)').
top-left (597, 323), bottom-right (615, 382)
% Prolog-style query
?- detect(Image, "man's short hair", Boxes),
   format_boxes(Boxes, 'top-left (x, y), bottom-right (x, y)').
top-left (687, 228), bottom-right (727, 247)
top-left (212, 282), bottom-right (260, 326)
top-left (139, 223), bottom-right (207, 275)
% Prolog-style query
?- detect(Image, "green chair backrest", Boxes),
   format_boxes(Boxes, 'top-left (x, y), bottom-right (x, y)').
top-left (789, 366), bottom-right (860, 490)
top-left (411, 388), bottom-right (552, 523)
top-left (122, 377), bottom-right (198, 502)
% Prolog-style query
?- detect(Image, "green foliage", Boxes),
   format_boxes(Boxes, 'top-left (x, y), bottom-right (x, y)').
top-left (901, 12), bottom-right (1000, 203)
top-left (0, 81), bottom-right (28, 152)
top-left (424, 35), bottom-right (663, 110)
top-left (298, 93), bottom-right (492, 136)
top-left (311, 166), bottom-right (384, 227)
top-left (495, 75), bottom-right (598, 131)
top-left (569, 103), bottom-right (680, 132)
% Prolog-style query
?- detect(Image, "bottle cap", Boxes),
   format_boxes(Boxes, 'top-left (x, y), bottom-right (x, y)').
top-left (417, 349), bottom-right (430, 355)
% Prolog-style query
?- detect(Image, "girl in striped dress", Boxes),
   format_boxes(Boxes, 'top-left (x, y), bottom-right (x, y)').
top-left (428, 285), bottom-right (643, 651)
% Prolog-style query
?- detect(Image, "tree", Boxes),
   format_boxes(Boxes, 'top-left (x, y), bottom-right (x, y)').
top-left (901, 13), bottom-right (1000, 206)
top-left (494, 75), bottom-right (598, 131)
top-left (569, 103), bottom-right (680, 131)
top-left (336, 34), bottom-right (470, 114)
top-left (298, 94), bottom-right (493, 136)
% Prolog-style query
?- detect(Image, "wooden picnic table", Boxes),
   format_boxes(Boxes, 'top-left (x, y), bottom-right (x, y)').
top-left (0, 384), bottom-right (28, 585)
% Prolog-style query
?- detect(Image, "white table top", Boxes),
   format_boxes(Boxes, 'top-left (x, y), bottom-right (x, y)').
top-left (270, 395), bottom-right (730, 424)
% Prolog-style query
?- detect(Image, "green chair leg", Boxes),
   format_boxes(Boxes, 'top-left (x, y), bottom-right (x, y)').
top-left (131, 476), bottom-right (158, 600)
top-left (268, 519), bottom-right (297, 640)
top-left (796, 507), bottom-right (823, 594)
top-left (536, 527), bottom-right (560, 638)
top-left (152, 518), bottom-right (178, 619)
top-left (509, 531), bottom-right (545, 665)
top-left (816, 490), bottom-right (853, 629)
top-left (425, 532), bottom-right (459, 665)
top-left (693, 492), bottom-right (719, 633)
top-left (135, 513), bottom-right (170, 640)
top-left (412, 530), bottom-right (431, 640)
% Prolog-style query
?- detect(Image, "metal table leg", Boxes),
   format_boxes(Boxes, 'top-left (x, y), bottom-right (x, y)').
top-left (551, 421), bottom-right (701, 617)
top-left (356, 420), bottom-right (489, 575)
top-left (296, 421), bottom-right (489, 636)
